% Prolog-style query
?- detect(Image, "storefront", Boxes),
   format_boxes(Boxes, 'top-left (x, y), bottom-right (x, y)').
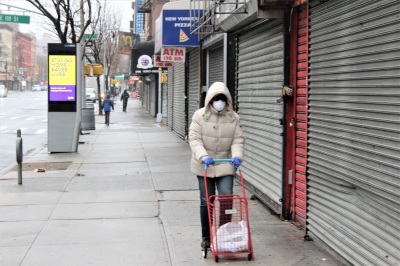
top-left (155, 1), bottom-right (203, 138)
top-left (131, 41), bottom-right (159, 117)
top-left (303, 0), bottom-right (400, 265)
top-left (187, 48), bottom-right (201, 129)
top-left (234, 20), bottom-right (285, 215)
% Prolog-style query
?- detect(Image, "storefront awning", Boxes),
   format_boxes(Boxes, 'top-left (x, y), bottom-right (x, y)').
top-left (131, 40), bottom-right (159, 75)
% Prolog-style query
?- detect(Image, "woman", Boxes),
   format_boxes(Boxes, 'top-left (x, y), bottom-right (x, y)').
top-left (189, 82), bottom-right (244, 248)
top-left (102, 94), bottom-right (114, 126)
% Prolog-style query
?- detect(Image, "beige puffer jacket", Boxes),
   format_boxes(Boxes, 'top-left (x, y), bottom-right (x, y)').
top-left (189, 82), bottom-right (244, 177)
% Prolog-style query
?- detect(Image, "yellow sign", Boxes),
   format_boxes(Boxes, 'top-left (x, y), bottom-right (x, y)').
top-left (49, 55), bottom-right (76, 85)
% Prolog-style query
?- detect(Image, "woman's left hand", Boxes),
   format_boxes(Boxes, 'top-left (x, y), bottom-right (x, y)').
top-left (230, 157), bottom-right (241, 167)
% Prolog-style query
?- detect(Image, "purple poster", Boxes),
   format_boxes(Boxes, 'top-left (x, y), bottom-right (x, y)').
top-left (49, 85), bottom-right (76, 101)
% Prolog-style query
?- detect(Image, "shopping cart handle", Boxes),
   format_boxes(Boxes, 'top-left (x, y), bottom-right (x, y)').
top-left (213, 158), bottom-right (232, 163)
top-left (204, 158), bottom-right (240, 170)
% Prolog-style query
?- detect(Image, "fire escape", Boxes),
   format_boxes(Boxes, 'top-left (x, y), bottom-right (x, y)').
top-left (190, 0), bottom-right (294, 35)
top-left (137, 0), bottom-right (152, 13)
top-left (190, 0), bottom-right (248, 35)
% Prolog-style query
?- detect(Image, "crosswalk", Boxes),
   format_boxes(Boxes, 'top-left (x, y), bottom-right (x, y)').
top-left (0, 128), bottom-right (47, 135)
top-left (0, 116), bottom-right (48, 135)
top-left (0, 126), bottom-right (48, 135)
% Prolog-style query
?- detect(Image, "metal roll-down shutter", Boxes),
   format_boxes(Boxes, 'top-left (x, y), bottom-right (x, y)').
top-left (188, 48), bottom-right (201, 127)
top-left (235, 20), bottom-right (285, 214)
top-left (209, 45), bottom-right (224, 85)
top-left (292, 4), bottom-right (309, 230)
top-left (307, 0), bottom-right (400, 265)
top-left (172, 62), bottom-right (186, 139)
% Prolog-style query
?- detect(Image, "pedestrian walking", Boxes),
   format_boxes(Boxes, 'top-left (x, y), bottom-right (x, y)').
top-left (102, 95), bottom-right (114, 126)
top-left (188, 81), bottom-right (244, 249)
top-left (120, 88), bottom-right (130, 112)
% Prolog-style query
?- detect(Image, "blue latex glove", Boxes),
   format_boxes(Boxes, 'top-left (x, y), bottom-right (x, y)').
top-left (202, 156), bottom-right (214, 166)
top-left (230, 157), bottom-right (241, 167)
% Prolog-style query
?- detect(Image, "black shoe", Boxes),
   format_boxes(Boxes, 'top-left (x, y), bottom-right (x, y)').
top-left (201, 237), bottom-right (210, 248)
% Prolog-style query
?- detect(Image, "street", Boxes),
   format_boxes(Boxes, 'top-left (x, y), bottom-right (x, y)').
top-left (0, 91), bottom-right (48, 171)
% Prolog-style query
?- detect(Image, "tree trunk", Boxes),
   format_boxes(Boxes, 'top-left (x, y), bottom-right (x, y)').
top-left (97, 76), bottom-right (102, 115)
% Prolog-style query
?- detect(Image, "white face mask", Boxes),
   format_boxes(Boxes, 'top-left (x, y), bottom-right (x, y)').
top-left (212, 100), bottom-right (226, 112)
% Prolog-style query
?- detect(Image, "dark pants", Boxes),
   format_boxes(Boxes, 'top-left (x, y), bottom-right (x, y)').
top-left (104, 111), bottom-right (110, 125)
top-left (123, 100), bottom-right (128, 111)
top-left (197, 175), bottom-right (233, 240)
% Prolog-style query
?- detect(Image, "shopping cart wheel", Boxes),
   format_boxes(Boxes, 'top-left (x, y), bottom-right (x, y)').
top-left (248, 253), bottom-right (252, 261)
top-left (202, 248), bottom-right (207, 258)
top-left (215, 255), bottom-right (219, 262)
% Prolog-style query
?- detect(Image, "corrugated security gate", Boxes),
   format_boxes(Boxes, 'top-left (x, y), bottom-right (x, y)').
top-left (143, 81), bottom-right (149, 111)
top-left (167, 66), bottom-right (174, 128)
top-left (308, 0), bottom-right (400, 265)
top-left (292, 3), bottom-right (309, 230)
top-left (188, 48), bottom-right (201, 127)
top-left (235, 20), bottom-right (285, 214)
top-left (149, 80), bottom-right (156, 117)
top-left (172, 62), bottom-right (186, 139)
top-left (162, 82), bottom-right (168, 119)
top-left (208, 44), bottom-right (224, 85)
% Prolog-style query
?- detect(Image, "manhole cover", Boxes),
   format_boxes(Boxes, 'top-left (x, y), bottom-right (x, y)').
top-left (11, 162), bottom-right (72, 171)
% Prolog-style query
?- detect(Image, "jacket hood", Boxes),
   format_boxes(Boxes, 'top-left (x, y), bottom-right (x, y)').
top-left (204, 82), bottom-right (235, 121)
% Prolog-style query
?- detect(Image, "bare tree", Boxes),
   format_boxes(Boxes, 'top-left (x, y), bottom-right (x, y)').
top-left (26, 0), bottom-right (101, 44)
top-left (86, 0), bottom-right (121, 114)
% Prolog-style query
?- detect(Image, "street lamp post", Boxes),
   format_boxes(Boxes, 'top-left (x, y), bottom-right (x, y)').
top-left (5, 62), bottom-right (7, 90)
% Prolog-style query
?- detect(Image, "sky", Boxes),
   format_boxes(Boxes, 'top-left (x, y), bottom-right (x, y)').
top-left (0, 0), bottom-right (133, 39)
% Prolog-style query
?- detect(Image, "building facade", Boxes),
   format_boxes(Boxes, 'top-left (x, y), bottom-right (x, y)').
top-left (133, 0), bottom-right (400, 264)
top-left (0, 24), bottom-right (14, 89)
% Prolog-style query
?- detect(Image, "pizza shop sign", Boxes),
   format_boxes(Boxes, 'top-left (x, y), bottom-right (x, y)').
top-left (154, 6), bottom-right (202, 54)
top-left (161, 47), bottom-right (186, 63)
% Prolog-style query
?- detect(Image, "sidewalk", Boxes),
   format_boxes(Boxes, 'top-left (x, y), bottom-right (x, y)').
top-left (0, 99), bottom-right (343, 266)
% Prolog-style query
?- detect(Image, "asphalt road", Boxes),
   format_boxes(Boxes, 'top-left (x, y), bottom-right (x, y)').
top-left (0, 90), bottom-right (48, 171)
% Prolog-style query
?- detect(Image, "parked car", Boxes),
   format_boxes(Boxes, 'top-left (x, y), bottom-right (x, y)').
top-left (32, 85), bottom-right (42, 91)
top-left (0, 85), bottom-right (7, 97)
top-left (85, 87), bottom-right (98, 103)
top-left (41, 85), bottom-right (48, 91)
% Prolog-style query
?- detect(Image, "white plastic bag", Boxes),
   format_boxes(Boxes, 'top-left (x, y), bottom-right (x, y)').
top-left (212, 221), bottom-right (248, 252)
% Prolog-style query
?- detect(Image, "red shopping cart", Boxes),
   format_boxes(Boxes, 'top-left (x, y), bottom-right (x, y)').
top-left (202, 158), bottom-right (254, 262)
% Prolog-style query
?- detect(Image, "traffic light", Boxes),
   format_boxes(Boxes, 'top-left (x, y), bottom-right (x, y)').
top-left (84, 64), bottom-right (91, 75)
top-left (84, 64), bottom-right (103, 76)
top-left (92, 64), bottom-right (103, 75)
top-left (161, 73), bottom-right (167, 84)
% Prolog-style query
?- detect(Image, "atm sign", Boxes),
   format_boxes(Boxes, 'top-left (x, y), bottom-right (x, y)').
top-left (161, 47), bottom-right (186, 62)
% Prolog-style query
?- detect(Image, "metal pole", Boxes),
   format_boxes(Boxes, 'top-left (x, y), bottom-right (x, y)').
top-left (81, 0), bottom-right (86, 109)
top-left (156, 68), bottom-right (162, 122)
top-left (16, 129), bottom-right (23, 185)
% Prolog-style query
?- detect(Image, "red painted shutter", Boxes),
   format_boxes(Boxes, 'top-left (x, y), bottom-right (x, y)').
top-left (291, 3), bottom-right (309, 231)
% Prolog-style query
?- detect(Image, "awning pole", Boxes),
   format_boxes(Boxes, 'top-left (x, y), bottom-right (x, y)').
top-left (156, 67), bottom-right (163, 122)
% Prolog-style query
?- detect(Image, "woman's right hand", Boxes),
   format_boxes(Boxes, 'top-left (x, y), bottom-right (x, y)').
top-left (202, 156), bottom-right (214, 166)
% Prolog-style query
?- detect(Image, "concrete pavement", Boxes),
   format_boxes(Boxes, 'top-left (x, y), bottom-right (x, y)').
top-left (0, 98), bottom-right (345, 266)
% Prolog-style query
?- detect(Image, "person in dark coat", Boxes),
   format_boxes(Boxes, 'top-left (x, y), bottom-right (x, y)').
top-left (120, 89), bottom-right (130, 112)
top-left (102, 95), bottom-right (114, 126)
